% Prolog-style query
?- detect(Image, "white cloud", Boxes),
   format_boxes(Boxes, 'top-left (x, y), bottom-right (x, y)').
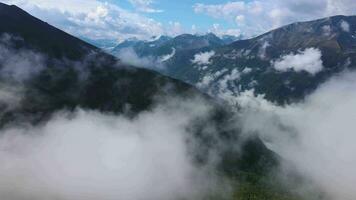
top-left (160, 48), bottom-right (176, 62)
top-left (242, 67), bottom-right (252, 74)
top-left (128, 0), bottom-right (162, 13)
top-left (114, 46), bottom-right (178, 70)
top-left (0, 98), bottom-right (224, 200)
top-left (0, 0), bottom-right (164, 41)
top-left (114, 47), bottom-right (165, 70)
top-left (217, 69), bottom-right (241, 97)
top-left (193, 0), bottom-right (356, 37)
top-left (193, 1), bottom-right (247, 19)
top-left (192, 51), bottom-right (215, 65)
top-left (237, 71), bottom-right (356, 199)
top-left (235, 15), bottom-right (245, 24)
top-left (272, 48), bottom-right (324, 75)
top-left (340, 20), bottom-right (350, 32)
top-left (166, 21), bottom-right (185, 36)
top-left (196, 75), bottom-right (215, 89)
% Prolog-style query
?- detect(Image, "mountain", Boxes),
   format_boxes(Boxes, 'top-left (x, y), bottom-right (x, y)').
top-left (221, 34), bottom-right (242, 44)
top-left (0, 3), bottom-right (290, 199)
top-left (111, 33), bottom-right (238, 60)
top-left (126, 15), bottom-right (356, 104)
top-left (80, 37), bottom-right (118, 51)
top-left (0, 3), bottom-right (198, 116)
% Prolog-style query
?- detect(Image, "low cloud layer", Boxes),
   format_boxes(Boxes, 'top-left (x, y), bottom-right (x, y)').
top-left (192, 51), bottom-right (215, 65)
top-left (236, 71), bottom-right (356, 199)
top-left (0, 33), bottom-right (229, 200)
top-left (0, 98), bottom-right (224, 200)
top-left (272, 48), bottom-right (324, 75)
top-left (114, 47), bottom-right (165, 70)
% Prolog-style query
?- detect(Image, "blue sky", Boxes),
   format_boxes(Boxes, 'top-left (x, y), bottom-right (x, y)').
top-left (114, 0), bottom-right (235, 31)
top-left (1, 0), bottom-right (355, 42)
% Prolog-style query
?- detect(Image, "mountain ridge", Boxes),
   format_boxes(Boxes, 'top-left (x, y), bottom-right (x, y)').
top-left (111, 14), bottom-right (356, 104)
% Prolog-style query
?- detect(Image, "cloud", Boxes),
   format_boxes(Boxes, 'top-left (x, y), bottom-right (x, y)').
top-left (322, 25), bottom-right (332, 36)
top-left (166, 21), bottom-right (185, 36)
top-left (340, 20), bottom-right (350, 32)
top-left (114, 47), bottom-right (166, 70)
top-left (0, 0), bottom-right (164, 41)
top-left (193, 1), bottom-right (248, 19)
top-left (196, 68), bottom-right (242, 104)
top-left (193, 0), bottom-right (356, 37)
top-left (209, 24), bottom-right (241, 37)
top-left (234, 71), bottom-right (356, 199)
top-left (0, 33), bottom-right (45, 82)
top-left (0, 84), bottom-right (23, 113)
top-left (128, 0), bottom-right (163, 13)
top-left (192, 51), bottom-right (215, 65)
top-left (258, 41), bottom-right (270, 59)
top-left (0, 96), bottom-right (228, 200)
top-left (272, 48), bottom-right (324, 75)
top-left (160, 48), bottom-right (176, 62)
top-left (0, 33), bottom-right (234, 200)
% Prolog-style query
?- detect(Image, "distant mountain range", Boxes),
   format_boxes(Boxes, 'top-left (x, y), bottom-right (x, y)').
top-left (110, 15), bottom-right (356, 104)
top-left (111, 33), bottom-right (241, 58)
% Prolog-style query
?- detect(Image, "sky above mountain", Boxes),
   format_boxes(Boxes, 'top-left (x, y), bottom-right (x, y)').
top-left (1, 0), bottom-right (356, 42)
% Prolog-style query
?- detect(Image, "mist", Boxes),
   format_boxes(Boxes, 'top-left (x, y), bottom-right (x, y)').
top-left (237, 71), bottom-right (356, 199)
top-left (0, 97), bottom-right (225, 200)
top-left (0, 33), bottom-right (45, 82)
top-left (114, 47), bottom-right (165, 70)
top-left (0, 33), bottom-right (228, 200)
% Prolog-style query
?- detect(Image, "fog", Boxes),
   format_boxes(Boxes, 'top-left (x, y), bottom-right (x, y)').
top-left (1, 31), bottom-right (356, 200)
top-left (237, 71), bottom-right (356, 199)
top-left (0, 98), bottom-right (225, 200)
top-left (0, 33), bottom-right (45, 82)
top-left (114, 47), bottom-right (165, 70)
top-left (0, 33), bottom-right (227, 200)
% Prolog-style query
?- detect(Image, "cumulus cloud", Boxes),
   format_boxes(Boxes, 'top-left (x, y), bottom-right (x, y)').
top-left (0, 0), bottom-right (164, 41)
top-left (272, 48), bottom-right (324, 75)
top-left (0, 96), bottom-right (227, 200)
top-left (192, 51), bottom-right (215, 65)
top-left (193, 0), bottom-right (356, 37)
top-left (234, 71), bottom-right (356, 199)
top-left (128, 0), bottom-right (163, 13)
